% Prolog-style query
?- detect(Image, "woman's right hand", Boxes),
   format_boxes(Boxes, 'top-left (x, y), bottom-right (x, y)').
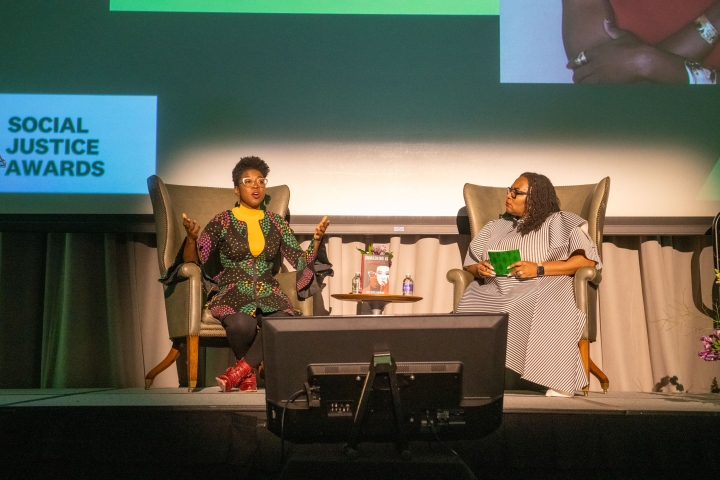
top-left (476, 261), bottom-right (495, 278)
top-left (467, 261), bottom-right (495, 278)
top-left (182, 213), bottom-right (201, 241)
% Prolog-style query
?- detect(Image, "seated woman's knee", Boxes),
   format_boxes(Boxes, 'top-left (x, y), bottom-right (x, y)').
top-left (222, 313), bottom-right (257, 339)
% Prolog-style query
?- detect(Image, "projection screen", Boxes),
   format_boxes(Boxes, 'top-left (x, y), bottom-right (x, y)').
top-left (1, 0), bottom-right (719, 218)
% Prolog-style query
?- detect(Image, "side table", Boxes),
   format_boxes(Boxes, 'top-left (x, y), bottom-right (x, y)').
top-left (331, 293), bottom-right (423, 315)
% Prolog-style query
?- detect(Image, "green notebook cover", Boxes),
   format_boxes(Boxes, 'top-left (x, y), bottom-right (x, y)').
top-left (487, 249), bottom-right (521, 276)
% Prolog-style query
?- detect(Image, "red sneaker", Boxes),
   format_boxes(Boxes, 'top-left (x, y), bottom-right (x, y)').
top-left (239, 373), bottom-right (257, 392)
top-left (216, 358), bottom-right (253, 392)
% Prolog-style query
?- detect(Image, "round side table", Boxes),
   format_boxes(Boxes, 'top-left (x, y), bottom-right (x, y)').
top-left (331, 293), bottom-right (423, 315)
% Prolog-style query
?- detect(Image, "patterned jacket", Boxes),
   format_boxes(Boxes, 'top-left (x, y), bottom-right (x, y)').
top-left (194, 209), bottom-right (316, 319)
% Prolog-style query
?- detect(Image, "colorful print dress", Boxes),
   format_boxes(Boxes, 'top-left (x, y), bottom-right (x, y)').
top-left (194, 209), bottom-right (316, 319)
top-left (456, 211), bottom-right (602, 393)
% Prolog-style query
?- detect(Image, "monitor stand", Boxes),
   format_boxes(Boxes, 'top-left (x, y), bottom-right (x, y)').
top-left (343, 351), bottom-right (411, 461)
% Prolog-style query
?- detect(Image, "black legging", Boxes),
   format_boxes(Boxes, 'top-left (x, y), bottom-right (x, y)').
top-left (221, 310), bottom-right (291, 367)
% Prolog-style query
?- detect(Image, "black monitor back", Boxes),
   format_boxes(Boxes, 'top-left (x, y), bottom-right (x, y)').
top-left (263, 313), bottom-right (507, 443)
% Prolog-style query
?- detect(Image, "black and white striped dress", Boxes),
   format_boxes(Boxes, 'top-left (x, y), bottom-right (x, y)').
top-left (457, 211), bottom-right (602, 393)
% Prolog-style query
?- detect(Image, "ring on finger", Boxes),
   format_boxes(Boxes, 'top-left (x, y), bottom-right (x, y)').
top-left (574, 51), bottom-right (588, 67)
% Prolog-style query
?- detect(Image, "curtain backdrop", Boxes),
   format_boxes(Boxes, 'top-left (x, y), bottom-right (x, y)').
top-left (598, 236), bottom-right (718, 393)
top-left (1, 231), bottom-right (718, 392)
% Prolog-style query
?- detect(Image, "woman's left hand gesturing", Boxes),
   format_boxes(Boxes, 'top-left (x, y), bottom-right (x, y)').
top-left (314, 216), bottom-right (330, 241)
top-left (508, 261), bottom-right (538, 279)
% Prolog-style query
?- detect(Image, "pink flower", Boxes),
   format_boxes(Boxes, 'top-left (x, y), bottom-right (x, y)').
top-left (699, 350), bottom-right (719, 361)
top-left (698, 329), bottom-right (720, 362)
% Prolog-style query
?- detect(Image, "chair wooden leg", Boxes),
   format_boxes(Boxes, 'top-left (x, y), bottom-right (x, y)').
top-left (187, 335), bottom-right (199, 392)
top-left (578, 339), bottom-right (590, 396)
top-left (589, 358), bottom-right (610, 393)
top-left (145, 347), bottom-right (181, 389)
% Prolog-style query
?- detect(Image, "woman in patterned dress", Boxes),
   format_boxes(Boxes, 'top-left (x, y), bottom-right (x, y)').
top-left (457, 173), bottom-right (601, 397)
top-left (181, 156), bottom-right (329, 392)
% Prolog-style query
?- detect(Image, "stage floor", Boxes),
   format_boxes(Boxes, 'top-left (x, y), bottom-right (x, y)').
top-left (1, 387), bottom-right (719, 414)
top-left (1, 388), bottom-right (719, 479)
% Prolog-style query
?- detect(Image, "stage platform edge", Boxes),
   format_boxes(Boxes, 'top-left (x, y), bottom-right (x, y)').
top-left (1, 388), bottom-right (719, 479)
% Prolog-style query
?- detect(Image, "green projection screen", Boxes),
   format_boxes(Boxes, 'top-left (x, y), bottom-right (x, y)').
top-left (110, 0), bottom-right (499, 15)
top-left (1, 0), bottom-right (719, 217)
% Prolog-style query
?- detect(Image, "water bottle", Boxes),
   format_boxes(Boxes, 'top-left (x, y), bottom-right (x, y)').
top-left (351, 272), bottom-right (361, 294)
top-left (402, 274), bottom-right (414, 296)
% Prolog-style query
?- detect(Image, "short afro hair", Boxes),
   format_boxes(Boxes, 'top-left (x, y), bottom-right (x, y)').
top-left (232, 156), bottom-right (270, 187)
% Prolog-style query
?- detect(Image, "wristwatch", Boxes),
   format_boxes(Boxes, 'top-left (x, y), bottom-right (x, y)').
top-left (536, 264), bottom-right (545, 277)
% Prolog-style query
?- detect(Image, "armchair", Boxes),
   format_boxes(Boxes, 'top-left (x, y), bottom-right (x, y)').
top-left (447, 178), bottom-right (610, 395)
top-left (145, 175), bottom-right (312, 391)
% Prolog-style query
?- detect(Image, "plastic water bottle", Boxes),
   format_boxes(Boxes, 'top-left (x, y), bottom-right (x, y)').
top-left (402, 274), bottom-right (414, 296)
top-left (351, 272), bottom-right (361, 294)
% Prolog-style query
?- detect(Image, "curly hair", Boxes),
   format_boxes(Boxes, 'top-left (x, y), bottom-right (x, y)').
top-left (231, 156), bottom-right (270, 187)
top-left (517, 172), bottom-right (560, 235)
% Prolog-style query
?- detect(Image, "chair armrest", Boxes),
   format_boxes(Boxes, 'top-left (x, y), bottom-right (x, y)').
top-left (574, 266), bottom-right (601, 340)
top-left (446, 268), bottom-right (475, 314)
top-left (578, 266), bottom-right (602, 286)
top-left (175, 262), bottom-right (202, 280)
top-left (163, 262), bottom-right (204, 338)
top-left (573, 266), bottom-right (598, 313)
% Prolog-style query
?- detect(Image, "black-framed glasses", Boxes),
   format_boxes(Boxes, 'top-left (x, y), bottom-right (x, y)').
top-left (507, 187), bottom-right (528, 199)
top-left (241, 177), bottom-right (268, 187)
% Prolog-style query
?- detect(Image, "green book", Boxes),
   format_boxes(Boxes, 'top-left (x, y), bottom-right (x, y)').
top-left (487, 249), bottom-right (521, 276)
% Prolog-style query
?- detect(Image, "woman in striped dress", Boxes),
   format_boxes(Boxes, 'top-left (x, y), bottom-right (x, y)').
top-left (457, 173), bottom-right (602, 397)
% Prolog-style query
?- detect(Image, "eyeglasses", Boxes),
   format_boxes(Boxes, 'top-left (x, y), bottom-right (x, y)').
top-left (507, 187), bottom-right (528, 199)
top-left (241, 177), bottom-right (268, 188)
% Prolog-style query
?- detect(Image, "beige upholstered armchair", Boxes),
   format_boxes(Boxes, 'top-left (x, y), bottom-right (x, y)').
top-left (145, 175), bottom-right (312, 391)
top-left (447, 178), bottom-right (611, 395)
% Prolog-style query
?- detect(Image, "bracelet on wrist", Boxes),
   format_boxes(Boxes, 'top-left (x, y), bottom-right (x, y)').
top-left (695, 14), bottom-right (720, 46)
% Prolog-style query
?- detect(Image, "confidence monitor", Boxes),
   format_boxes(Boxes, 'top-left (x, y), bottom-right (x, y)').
top-left (263, 313), bottom-right (508, 443)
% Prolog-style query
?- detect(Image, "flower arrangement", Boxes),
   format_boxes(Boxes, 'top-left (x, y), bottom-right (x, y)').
top-left (699, 329), bottom-right (720, 361)
top-left (697, 269), bottom-right (720, 362)
top-left (357, 244), bottom-right (393, 266)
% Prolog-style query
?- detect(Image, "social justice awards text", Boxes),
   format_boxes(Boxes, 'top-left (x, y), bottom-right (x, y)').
top-left (3, 116), bottom-right (104, 177)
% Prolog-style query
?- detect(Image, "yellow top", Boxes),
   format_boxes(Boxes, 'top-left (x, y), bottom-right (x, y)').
top-left (232, 204), bottom-right (265, 257)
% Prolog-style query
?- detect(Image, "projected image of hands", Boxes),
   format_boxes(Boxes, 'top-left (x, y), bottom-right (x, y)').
top-left (501, 0), bottom-right (720, 84)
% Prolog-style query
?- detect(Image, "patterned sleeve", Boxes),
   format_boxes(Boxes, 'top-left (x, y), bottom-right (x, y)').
top-left (196, 212), bottom-right (228, 266)
top-left (195, 212), bottom-right (232, 292)
top-left (269, 213), bottom-right (318, 292)
top-left (551, 211), bottom-right (602, 269)
top-left (464, 221), bottom-right (494, 267)
top-left (568, 222), bottom-right (602, 269)
top-left (158, 211), bottom-right (228, 286)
